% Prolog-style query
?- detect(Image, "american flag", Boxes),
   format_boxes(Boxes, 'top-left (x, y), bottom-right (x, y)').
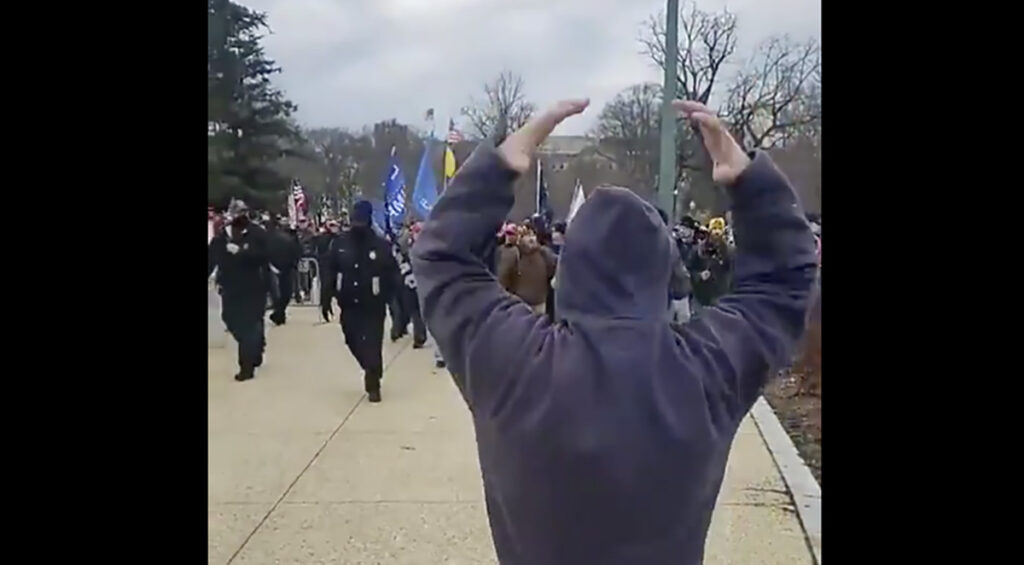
top-left (447, 119), bottom-right (463, 144)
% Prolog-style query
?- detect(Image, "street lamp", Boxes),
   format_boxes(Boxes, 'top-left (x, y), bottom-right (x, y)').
top-left (657, 0), bottom-right (680, 214)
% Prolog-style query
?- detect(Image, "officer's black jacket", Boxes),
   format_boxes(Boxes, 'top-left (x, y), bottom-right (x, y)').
top-left (208, 223), bottom-right (270, 304)
top-left (266, 228), bottom-right (302, 271)
top-left (321, 228), bottom-right (399, 309)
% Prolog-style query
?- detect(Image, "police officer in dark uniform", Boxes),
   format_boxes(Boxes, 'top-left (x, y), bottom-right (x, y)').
top-left (266, 217), bottom-right (302, 326)
top-left (321, 200), bottom-right (398, 402)
top-left (208, 199), bottom-right (270, 381)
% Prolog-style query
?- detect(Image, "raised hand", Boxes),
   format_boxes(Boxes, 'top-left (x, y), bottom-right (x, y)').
top-left (498, 99), bottom-right (590, 175)
top-left (672, 100), bottom-right (751, 186)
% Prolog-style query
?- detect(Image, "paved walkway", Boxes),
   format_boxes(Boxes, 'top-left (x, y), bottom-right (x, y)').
top-left (209, 301), bottom-right (815, 564)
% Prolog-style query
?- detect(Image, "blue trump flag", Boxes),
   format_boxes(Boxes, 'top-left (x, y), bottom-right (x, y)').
top-left (412, 137), bottom-right (439, 219)
top-left (382, 146), bottom-right (407, 231)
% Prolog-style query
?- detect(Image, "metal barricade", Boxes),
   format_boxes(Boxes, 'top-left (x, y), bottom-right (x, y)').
top-left (294, 257), bottom-right (321, 307)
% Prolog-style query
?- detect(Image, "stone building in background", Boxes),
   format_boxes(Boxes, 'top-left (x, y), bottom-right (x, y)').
top-left (449, 136), bottom-right (641, 221)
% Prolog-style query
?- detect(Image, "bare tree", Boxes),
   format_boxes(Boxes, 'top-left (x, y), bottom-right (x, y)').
top-left (723, 35), bottom-right (821, 150)
top-left (639, 3), bottom-right (739, 215)
top-left (592, 83), bottom-right (662, 188)
top-left (639, 3), bottom-right (738, 104)
top-left (305, 128), bottom-right (374, 210)
top-left (461, 70), bottom-right (536, 143)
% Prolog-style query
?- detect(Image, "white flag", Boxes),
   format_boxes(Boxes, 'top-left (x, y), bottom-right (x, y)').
top-left (567, 179), bottom-right (586, 225)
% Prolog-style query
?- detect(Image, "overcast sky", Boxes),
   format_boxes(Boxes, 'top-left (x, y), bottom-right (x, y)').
top-left (244, 0), bottom-right (821, 135)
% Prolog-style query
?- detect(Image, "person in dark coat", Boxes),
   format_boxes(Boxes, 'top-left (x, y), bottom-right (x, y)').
top-left (393, 222), bottom-right (427, 347)
top-left (385, 224), bottom-right (411, 342)
top-left (321, 200), bottom-right (399, 403)
top-left (266, 218), bottom-right (302, 326)
top-left (208, 199), bottom-right (271, 382)
top-left (294, 220), bottom-right (316, 303)
top-left (656, 207), bottom-right (693, 323)
top-left (313, 221), bottom-right (340, 308)
top-left (410, 99), bottom-right (817, 565)
top-left (686, 227), bottom-right (733, 315)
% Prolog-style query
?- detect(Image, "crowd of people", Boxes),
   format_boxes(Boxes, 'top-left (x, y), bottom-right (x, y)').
top-left (208, 201), bottom-right (446, 399)
top-left (208, 97), bottom-right (822, 565)
top-left (467, 204), bottom-right (824, 332)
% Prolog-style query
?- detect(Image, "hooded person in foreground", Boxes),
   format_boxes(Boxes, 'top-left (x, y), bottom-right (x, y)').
top-left (410, 99), bottom-right (817, 565)
top-left (321, 200), bottom-right (399, 403)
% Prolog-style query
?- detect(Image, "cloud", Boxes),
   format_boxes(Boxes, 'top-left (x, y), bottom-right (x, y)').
top-left (243, 0), bottom-right (821, 134)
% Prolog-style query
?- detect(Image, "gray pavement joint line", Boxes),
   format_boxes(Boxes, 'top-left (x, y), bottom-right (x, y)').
top-left (223, 340), bottom-right (413, 565)
top-left (750, 396), bottom-right (822, 565)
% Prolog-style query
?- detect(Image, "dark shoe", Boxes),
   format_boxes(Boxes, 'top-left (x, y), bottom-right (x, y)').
top-left (270, 314), bottom-right (286, 326)
top-left (412, 341), bottom-right (426, 349)
top-left (435, 359), bottom-right (446, 369)
top-left (367, 390), bottom-right (382, 403)
top-left (234, 370), bottom-right (254, 382)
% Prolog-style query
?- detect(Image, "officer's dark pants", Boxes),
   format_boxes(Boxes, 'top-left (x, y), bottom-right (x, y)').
top-left (340, 303), bottom-right (386, 393)
top-left (401, 287), bottom-right (427, 345)
top-left (292, 269), bottom-right (302, 302)
top-left (222, 297), bottom-right (266, 374)
top-left (271, 268), bottom-right (294, 323)
top-left (389, 294), bottom-right (408, 340)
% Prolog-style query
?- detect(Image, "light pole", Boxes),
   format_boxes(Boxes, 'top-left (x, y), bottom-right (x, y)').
top-left (657, 0), bottom-right (679, 215)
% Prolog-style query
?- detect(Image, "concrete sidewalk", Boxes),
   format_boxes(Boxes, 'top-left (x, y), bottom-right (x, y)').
top-left (209, 306), bottom-right (814, 564)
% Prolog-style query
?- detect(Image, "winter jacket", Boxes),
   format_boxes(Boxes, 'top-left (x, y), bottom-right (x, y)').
top-left (411, 145), bottom-right (816, 565)
top-left (321, 227), bottom-right (398, 310)
top-left (496, 243), bottom-right (556, 307)
top-left (208, 223), bottom-right (270, 309)
top-left (266, 227), bottom-right (302, 272)
top-left (687, 238), bottom-right (733, 306)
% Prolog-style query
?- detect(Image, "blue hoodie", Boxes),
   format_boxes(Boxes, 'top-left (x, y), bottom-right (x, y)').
top-left (411, 144), bottom-right (816, 565)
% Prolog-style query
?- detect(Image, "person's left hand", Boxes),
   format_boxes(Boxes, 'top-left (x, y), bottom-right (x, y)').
top-left (498, 99), bottom-right (589, 175)
top-left (226, 242), bottom-right (240, 255)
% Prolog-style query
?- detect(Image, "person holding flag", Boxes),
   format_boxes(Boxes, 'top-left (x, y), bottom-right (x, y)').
top-left (444, 119), bottom-right (462, 189)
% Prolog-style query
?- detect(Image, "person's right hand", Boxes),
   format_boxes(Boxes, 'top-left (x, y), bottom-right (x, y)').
top-left (226, 242), bottom-right (240, 255)
top-left (672, 100), bottom-right (751, 186)
top-left (498, 99), bottom-right (589, 175)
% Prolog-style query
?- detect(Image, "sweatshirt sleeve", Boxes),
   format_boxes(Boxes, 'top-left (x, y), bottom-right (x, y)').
top-left (672, 152), bottom-right (818, 425)
top-left (411, 145), bottom-right (551, 411)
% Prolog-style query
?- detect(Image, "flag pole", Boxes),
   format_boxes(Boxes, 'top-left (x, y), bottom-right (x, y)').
top-left (535, 159), bottom-right (541, 215)
top-left (442, 121), bottom-right (448, 195)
